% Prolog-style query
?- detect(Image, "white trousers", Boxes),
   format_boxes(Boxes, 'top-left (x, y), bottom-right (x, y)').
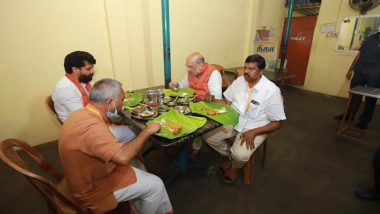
top-left (114, 167), bottom-right (173, 214)
top-left (203, 125), bottom-right (267, 168)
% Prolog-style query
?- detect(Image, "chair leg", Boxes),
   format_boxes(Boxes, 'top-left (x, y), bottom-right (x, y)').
top-left (243, 156), bottom-right (254, 184)
top-left (262, 139), bottom-right (267, 166)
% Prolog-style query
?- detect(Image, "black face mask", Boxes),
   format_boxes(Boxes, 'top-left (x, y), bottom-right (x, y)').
top-left (79, 74), bottom-right (93, 83)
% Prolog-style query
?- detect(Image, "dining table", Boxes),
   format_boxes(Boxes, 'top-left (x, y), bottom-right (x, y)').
top-left (120, 86), bottom-right (223, 185)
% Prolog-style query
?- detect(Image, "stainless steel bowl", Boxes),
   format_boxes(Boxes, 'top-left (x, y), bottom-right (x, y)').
top-left (173, 105), bottom-right (191, 114)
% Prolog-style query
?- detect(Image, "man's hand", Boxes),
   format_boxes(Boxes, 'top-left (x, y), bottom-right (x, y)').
top-left (204, 93), bottom-right (214, 102)
top-left (240, 129), bottom-right (257, 150)
top-left (346, 70), bottom-right (353, 80)
top-left (169, 82), bottom-right (179, 89)
top-left (145, 121), bottom-right (161, 135)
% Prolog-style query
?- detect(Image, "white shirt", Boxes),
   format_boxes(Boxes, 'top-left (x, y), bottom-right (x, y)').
top-left (52, 76), bottom-right (89, 122)
top-left (178, 70), bottom-right (222, 99)
top-left (223, 76), bottom-right (286, 130)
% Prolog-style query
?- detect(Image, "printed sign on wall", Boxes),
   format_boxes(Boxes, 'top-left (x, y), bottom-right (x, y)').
top-left (254, 41), bottom-right (278, 60)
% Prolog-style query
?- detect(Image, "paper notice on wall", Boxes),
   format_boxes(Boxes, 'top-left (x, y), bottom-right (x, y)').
top-left (321, 23), bottom-right (335, 33)
top-left (254, 41), bottom-right (278, 60)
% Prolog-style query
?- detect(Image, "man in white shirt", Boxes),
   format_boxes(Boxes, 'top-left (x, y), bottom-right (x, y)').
top-left (169, 52), bottom-right (222, 101)
top-left (53, 51), bottom-right (136, 144)
top-left (169, 52), bottom-right (223, 154)
top-left (204, 54), bottom-right (286, 183)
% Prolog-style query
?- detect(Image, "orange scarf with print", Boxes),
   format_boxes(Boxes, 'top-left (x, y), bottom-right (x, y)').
top-left (65, 73), bottom-right (92, 106)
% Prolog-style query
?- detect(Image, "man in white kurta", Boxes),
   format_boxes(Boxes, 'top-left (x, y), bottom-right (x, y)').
top-left (204, 54), bottom-right (286, 183)
top-left (53, 51), bottom-right (136, 144)
top-left (169, 52), bottom-right (223, 153)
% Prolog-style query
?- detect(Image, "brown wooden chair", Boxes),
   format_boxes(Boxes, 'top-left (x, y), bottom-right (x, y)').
top-left (243, 139), bottom-right (267, 184)
top-left (45, 95), bottom-right (63, 125)
top-left (225, 136), bottom-right (268, 184)
top-left (212, 64), bottom-right (231, 92)
top-left (0, 138), bottom-right (86, 214)
top-left (243, 95), bottom-right (284, 184)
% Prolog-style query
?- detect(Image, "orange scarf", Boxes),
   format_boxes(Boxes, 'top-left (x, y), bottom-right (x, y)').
top-left (65, 73), bottom-right (92, 106)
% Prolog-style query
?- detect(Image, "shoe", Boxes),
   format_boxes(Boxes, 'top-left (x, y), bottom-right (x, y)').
top-left (354, 188), bottom-right (380, 200)
top-left (355, 123), bottom-right (367, 130)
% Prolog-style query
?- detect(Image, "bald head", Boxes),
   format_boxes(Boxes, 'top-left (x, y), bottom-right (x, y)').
top-left (186, 52), bottom-right (205, 76)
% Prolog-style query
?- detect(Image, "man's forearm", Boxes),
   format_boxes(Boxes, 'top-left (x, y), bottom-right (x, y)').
top-left (249, 121), bottom-right (283, 135)
top-left (112, 129), bottom-right (152, 165)
top-left (348, 53), bottom-right (360, 72)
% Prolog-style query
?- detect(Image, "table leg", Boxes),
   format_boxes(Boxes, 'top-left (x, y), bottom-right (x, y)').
top-left (337, 94), bottom-right (354, 134)
top-left (164, 143), bottom-right (210, 186)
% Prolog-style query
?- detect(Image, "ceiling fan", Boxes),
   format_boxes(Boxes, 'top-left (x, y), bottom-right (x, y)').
top-left (349, 0), bottom-right (380, 14)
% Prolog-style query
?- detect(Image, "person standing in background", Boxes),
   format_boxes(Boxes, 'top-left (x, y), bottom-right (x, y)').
top-left (335, 29), bottom-right (380, 129)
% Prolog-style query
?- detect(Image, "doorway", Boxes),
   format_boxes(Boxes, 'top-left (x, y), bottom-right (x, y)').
top-left (281, 16), bottom-right (317, 85)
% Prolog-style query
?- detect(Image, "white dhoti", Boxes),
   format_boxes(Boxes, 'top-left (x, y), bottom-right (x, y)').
top-left (114, 167), bottom-right (173, 214)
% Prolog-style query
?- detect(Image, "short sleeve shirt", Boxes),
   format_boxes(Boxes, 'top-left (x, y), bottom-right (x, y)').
top-left (355, 32), bottom-right (380, 74)
top-left (224, 76), bottom-right (286, 130)
top-left (52, 76), bottom-right (90, 121)
top-left (59, 106), bottom-right (136, 213)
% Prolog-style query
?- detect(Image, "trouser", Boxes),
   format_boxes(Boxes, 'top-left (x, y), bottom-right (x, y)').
top-left (113, 167), bottom-right (173, 214)
top-left (348, 72), bottom-right (380, 126)
top-left (374, 148), bottom-right (380, 190)
top-left (203, 125), bottom-right (267, 168)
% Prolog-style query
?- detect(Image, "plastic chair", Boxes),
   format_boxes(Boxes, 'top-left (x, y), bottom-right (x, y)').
top-left (0, 139), bottom-right (132, 214)
top-left (45, 95), bottom-right (63, 125)
top-left (0, 138), bottom-right (86, 214)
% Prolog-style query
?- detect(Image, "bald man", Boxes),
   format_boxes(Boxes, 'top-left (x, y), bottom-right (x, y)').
top-left (169, 52), bottom-right (222, 101)
top-left (169, 53), bottom-right (223, 154)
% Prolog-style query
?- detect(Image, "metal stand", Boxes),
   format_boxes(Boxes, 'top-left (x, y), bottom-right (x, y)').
top-left (337, 86), bottom-right (380, 144)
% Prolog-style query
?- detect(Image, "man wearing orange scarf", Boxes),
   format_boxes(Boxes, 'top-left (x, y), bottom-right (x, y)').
top-left (169, 52), bottom-right (222, 101)
top-left (169, 52), bottom-right (223, 155)
top-left (53, 51), bottom-right (137, 145)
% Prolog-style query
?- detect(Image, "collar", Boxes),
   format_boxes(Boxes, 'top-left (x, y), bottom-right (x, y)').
top-left (245, 75), bottom-right (265, 92)
top-left (85, 104), bottom-right (109, 124)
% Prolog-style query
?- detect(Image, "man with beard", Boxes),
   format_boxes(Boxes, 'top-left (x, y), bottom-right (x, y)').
top-left (53, 51), bottom-right (136, 144)
top-left (203, 54), bottom-right (286, 183)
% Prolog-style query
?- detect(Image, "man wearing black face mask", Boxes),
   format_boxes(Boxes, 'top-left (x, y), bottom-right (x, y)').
top-left (52, 51), bottom-right (137, 146)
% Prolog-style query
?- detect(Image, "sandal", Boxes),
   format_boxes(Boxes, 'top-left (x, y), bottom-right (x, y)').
top-left (222, 166), bottom-right (237, 184)
top-left (219, 159), bottom-right (231, 174)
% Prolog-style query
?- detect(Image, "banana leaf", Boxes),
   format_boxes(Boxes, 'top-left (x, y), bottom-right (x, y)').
top-left (124, 92), bottom-right (143, 107)
top-left (189, 101), bottom-right (239, 125)
top-left (147, 108), bottom-right (206, 139)
top-left (163, 88), bottom-right (194, 98)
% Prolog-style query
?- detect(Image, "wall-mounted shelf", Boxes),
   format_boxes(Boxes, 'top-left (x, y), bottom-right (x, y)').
top-left (294, 5), bottom-right (320, 16)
